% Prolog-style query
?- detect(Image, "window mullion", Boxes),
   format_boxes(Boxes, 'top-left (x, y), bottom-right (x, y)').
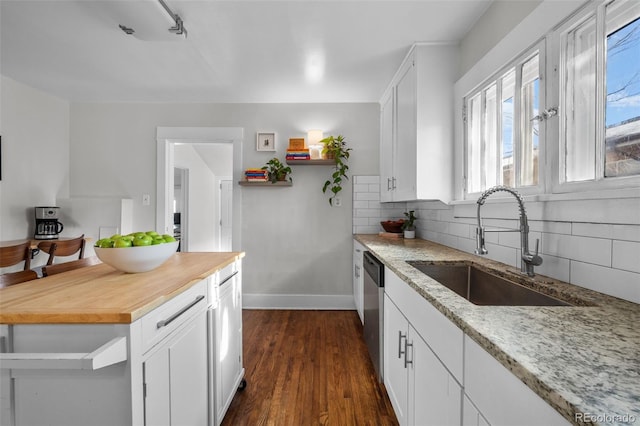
top-left (595, 1), bottom-right (606, 181)
top-left (514, 62), bottom-right (523, 189)
top-left (497, 81), bottom-right (503, 185)
top-left (480, 90), bottom-right (487, 190)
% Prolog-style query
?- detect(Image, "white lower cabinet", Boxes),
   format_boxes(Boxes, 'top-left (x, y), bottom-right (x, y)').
top-left (410, 328), bottom-right (462, 426)
top-left (143, 310), bottom-right (208, 426)
top-left (463, 395), bottom-right (490, 426)
top-left (213, 262), bottom-right (245, 425)
top-left (384, 293), bottom-right (461, 426)
top-left (463, 335), bottom-right (570, 426)
top-left (383, 267), bottom-right (568, 426)
top-left (384, 294), bottom-right (410, 425)
top-left (353, 240), bottom-right (365, 324)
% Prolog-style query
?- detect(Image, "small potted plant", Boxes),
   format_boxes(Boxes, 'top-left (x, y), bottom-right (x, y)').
top-left (402, 210), bottom-right (417, 239)
top-left (320, 135), bottom-right (352, 205)
top-left (262, 157), bottom-right (292, 184)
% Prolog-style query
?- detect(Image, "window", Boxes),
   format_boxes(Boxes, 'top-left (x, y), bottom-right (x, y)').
top-left (464, 0), bottom-right (640, 198)
top-left (465, 44), bottom-right (544, 195)
top-left (560, 0), bottom-right (640, 186)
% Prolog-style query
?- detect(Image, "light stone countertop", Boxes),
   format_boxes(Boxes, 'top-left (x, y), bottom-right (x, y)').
top-left (355, 235), bottom-right (640, 426)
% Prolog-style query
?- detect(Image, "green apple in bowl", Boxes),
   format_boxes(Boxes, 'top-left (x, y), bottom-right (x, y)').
top-left (94, 231), bottom-right (179, 273)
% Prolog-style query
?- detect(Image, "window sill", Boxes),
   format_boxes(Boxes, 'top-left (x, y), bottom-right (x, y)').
top-left (451, 187), bottom-right (639, 205)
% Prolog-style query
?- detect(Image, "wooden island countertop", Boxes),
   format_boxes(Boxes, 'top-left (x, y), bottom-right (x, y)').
top-left (0, 252), bottom-right (244, 324)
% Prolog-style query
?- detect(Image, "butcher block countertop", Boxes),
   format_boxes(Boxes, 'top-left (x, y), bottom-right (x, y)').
top-left (356, 235), bottom-right (640, 426)
top-left (0, 252), bottom-right (244, 324)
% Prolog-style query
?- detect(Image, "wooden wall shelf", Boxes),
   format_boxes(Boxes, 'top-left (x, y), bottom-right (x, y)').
top-left (286, 159), bottom-right (336, 166)
top-left (238, 181), bottom-right (292, 187)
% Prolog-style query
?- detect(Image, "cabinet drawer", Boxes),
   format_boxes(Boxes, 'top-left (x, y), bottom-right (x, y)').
top-left (385, 269), bottom-right (463, 383)
top-left (211, 262), bottom-right (239, 300)
top-left (141, 280), bottom-right (207, 352)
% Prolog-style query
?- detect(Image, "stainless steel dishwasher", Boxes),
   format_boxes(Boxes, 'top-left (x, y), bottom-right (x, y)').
top-left (363, 251), bottom-right (384, 382)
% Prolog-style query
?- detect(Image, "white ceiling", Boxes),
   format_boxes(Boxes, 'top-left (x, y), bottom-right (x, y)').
top-left (0, 0), bottom-right (492, 103)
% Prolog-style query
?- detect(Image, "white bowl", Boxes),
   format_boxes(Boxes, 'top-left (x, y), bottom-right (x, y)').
top-left (94, 241), bottom-right (179, 273)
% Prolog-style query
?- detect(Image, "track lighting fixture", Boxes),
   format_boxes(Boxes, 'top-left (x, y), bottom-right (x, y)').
top-left (118, 0), bottom-right (187, 40)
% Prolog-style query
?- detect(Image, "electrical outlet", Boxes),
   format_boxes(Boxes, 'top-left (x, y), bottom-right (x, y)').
top-left (333, 197), bottom-right (342, 207)
top-left (142, 194), bottom-right (151, 206)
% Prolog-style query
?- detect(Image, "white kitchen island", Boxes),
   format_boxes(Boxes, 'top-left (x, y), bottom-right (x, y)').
top-left (0, 252), bottom-right (245, 426)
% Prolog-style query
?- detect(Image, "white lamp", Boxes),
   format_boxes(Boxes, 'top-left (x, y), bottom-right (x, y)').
top-left (307, 130), bottom-right (324, 160)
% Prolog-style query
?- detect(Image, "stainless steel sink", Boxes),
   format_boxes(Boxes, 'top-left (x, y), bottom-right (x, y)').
top-left (406, 262), bottom-right (571, 306)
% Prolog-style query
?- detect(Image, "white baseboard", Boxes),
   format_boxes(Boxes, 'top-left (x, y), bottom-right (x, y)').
top-left (242, 293), bottom-right (356, 310)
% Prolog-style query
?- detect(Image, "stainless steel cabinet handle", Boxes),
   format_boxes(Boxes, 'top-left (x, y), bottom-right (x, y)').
top-left (404, 340), bottom-right (413, 368)
top-left (156, 295), bottom-right (205, 329)
top-left (392, 177), bottom-right (397, 190)
top-left (355, 265), bottom-right (360, 279)
top-left (398, 331), bottom-right (407, 358)
top-left (220, 270), bottom-right (239, 287)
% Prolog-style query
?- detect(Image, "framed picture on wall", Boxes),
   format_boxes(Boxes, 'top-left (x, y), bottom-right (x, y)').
top-left (256, 132), bottom-right (276, 151)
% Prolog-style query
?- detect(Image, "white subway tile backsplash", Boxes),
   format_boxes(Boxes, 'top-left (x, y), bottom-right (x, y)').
top-left (571, 261), bottom-right (640, 304)
top-left (457, 237), bottom-right (477, 255)
top-left (612, 240), bottom-right (640, 273)
top-left (534, 253), bottom-right (571, 283)
top-left (352, 175), bottom-right (638, 304)
top-left (572, 223), bottom-right (613, 239)
top-left (353, 200), bottom-right (369, 209)
top-left (354, 175), bottom-right (379, 185)
top-left (353, 217), bottom-right (370, 226)
top-left (543, 233), bottom-right (612, 267)
top-left (612, 224), bottom-right (640, 242)
top-left (353, 184), bottom-right (370, 193)
top-left (355, 209), bottom-right (382, 218)
top-left (355, 192), bottom-right (380, 201)
top-left (449, 222), bottom-right (471, 239)
top-left (439, 234), bottom-right (460, 250)
top-left (483, 242), bottom-right (518, 268)
top-left (529, 221), bottom-right (572, 235)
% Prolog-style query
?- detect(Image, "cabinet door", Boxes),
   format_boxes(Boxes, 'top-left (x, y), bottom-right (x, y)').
top-left (463, 395), bottom-right (491, 426)
top-left (384, 294), bottom-right (409, 426)
top-left (216, 273), bottom-right (243, 423)
top-left (380, 88), bottom-right (395, 202)
top-left (394, 57), bottom-right (417, 201)
top-left (353, 240), bottom-right (365, 324)
top-left (464, 335), bottom-right (570, 426)
top-left (409, 325), bottom-right (461, 426)
top-left (144, 310), bottom-right (208, 426)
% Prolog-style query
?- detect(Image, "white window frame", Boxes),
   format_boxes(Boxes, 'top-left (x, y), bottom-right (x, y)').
top-left (548, 0), bottom-right (640, 193)
top-left (464, 41), bottom-right (546, 199)
top-left (462, 0), bottom-right (640, 200)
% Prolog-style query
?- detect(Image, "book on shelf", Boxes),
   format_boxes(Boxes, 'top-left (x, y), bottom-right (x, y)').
top-left (286, 149), bottom-right (310, 160)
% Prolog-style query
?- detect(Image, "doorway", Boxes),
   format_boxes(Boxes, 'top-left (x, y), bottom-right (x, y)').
top-left (173, 167), bottom-right (188, 251)
top-left (156, 127), bottom-right (243, 252)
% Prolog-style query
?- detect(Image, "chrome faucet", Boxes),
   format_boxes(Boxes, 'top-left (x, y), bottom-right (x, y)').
top-left (475, 186), bottom-right (542, 277)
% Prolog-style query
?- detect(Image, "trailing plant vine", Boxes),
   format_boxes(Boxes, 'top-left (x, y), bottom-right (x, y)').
top-left (321, 135), bottom-right (352, 205)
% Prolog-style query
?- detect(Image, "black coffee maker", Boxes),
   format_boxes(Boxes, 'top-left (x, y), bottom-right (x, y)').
top-left (34, 206), bottom-right (64, 240)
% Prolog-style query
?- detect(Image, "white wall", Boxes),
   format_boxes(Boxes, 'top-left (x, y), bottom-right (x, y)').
top-left (68, 102), bottom-right (379, 308)
top-left (458, 1), bottom-right (541, 77)
top-left (0, 77), bottom-right (70, 244)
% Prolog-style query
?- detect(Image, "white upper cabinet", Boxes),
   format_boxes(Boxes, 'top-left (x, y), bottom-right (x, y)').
top-left (380, 43), bottom-right (457, 203)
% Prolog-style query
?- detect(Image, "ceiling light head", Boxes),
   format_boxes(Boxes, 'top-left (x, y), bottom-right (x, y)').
top-left (119, 24), bottom-right (135, 35)
top-left (306, 53), bottom-right (325, 84)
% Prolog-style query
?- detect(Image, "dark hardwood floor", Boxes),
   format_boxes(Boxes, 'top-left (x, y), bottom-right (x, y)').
top-left (221, 310), bottom-right (399, 426)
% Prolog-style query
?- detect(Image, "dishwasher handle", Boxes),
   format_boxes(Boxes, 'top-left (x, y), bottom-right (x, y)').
top-left (363, 251), bottom-right (384, 287)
